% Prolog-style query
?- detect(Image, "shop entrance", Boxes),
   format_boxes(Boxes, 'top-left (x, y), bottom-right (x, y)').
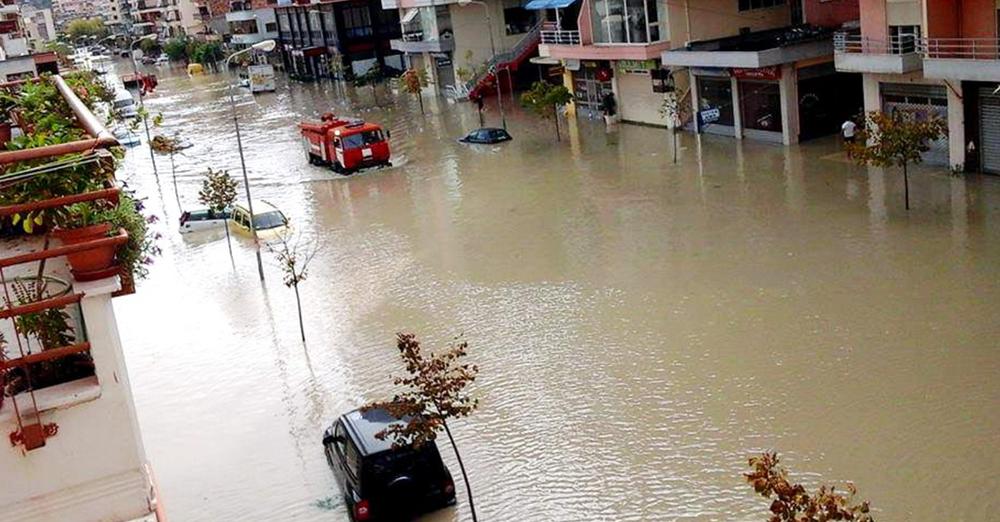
top-left (572, 65), bottom-right (613, 118)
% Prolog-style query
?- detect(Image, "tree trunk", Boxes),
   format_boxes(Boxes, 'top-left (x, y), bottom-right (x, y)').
top-left (903, 162), bottom-right (910, 210)
top-left (442, 420), bottom-right (477, 522)
top-left (672, 128), bottom-right (678, 164)
top-left (417, 92), bottom-right (424, 115)
top-left (293, 281), bottom-right (305, 342)
top-left (553, 106), bottom-right (561, 142)
top-left (224, 219), bottom-right (234, 265)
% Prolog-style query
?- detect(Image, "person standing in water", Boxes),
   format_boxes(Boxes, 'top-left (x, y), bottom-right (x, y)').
top-left (842, 118), bottom-right (857, 158)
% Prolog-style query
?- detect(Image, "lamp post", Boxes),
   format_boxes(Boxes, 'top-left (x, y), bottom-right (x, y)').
top-left (225, 39), bottom-right (277, 282)
top-left (129, 33), bottom-right (158, 177)
top-left (458, 0), bottom-right (506, 130)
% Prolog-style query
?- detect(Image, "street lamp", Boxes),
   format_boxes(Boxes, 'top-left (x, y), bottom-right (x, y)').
top-left (457, 0), bottom-right (506, 130)
top-left (129, 33), bottom-right (158, 177)
top-left (225, 39), bottom-right (276, 282)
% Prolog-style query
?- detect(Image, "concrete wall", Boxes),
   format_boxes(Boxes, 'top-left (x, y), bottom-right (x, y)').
top-left (666, 0), bottom-right (791, 47)
top-left (804, 0), bottom-right (860, 27)
top-left (0, 277), bottom-right (154, 522)
top-left (449, 0), bottom-right (525, 81)
top-left (617, 70), bottom-right (668, 126)
top-left (960, 0), bottom-right (997, 39)
top-left (886, 0), bottom-right (921, 26)
top-left (860, 0), bottom-right (888, 43)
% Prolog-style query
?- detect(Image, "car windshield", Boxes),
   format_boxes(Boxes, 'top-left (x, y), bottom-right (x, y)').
top-left (252, 210), bottom-right (286, 230)
top-left (340, 130), bottom-right (382, 149)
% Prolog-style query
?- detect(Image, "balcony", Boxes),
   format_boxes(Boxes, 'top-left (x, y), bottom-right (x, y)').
top-left (231, 31), bottom-right (279, 45)
top-left (922, 38), bottom-right (1000, 82)
top-left (390, 30), bottom-right (455, 53)
top-left (663, 25), bottom-right (834, 69)
top-left (540, 29), bottom-right (670, 60)
top-left (225, 8), bottom-right (257, 22)
top-left (833, 32), bottom-right (923, 74)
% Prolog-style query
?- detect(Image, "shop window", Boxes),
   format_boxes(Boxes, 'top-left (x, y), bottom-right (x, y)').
top-left (738, 0), bottom-right (786, 12)
top-left (342, 6), bottom-right (373, 39)
top-left (697, 77), bottom-right (735, 127)
top-left (504, 7), bottom-right (536, 35)
top-left (740, 81), bottom-right (783, 133)
top-left (590, 0), bottom-right (664, 44)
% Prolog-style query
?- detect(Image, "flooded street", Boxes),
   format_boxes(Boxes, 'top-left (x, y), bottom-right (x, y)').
top-left (114, 65), bottom-right (1000, 521)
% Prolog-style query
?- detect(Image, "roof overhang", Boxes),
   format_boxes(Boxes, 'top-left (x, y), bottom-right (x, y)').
top-left (662, 39), bottom-right (832, 69)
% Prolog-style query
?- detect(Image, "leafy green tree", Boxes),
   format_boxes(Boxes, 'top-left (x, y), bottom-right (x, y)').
top-left (65, 18), bottom-right (107, 42)
top-left (365, 333), bottom-right (481, 522)
top-left (520, 81), bottom-right (573, 141)
top-left (198, 168), bottom-right (238, 258)
top-left (139, 38), bottom-right (160, 55)
top-left (190, 42), bottom-right (223, 66)
top-left (746, 452), bottom-right (874, 522)
top-left (847, 110), bottom-right (948, 210)
top-left (402, 68), bottom-right (428, 115)
top-left (163, 38), bottom-right (189, 61)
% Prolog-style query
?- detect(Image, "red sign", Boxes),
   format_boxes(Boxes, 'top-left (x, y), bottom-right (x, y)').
top-left (731, 65), bottom-right (782, 81)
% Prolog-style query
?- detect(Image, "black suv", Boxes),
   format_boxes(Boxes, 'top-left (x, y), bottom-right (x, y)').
top-left (323, 408), bottom-right (456, 521)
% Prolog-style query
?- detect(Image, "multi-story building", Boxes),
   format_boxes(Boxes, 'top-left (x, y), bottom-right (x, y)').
top-left (51, 0), bottom-right (124, 31)
top-left (275, 0), bottom-right (402, 80)
top-left (227, 2), bottom-right (278, 48)
top-left (386, 0), bottom-right (542, 97)
top-left (127, 0), bottom-right (185, 37)
top-left (0, 0), bottom-right (58, 82)
top-left (834, 0), bottom-right (999, 174)
top-left (20, 6), bottom-right (55, 51)
top-left (0, 75), bottom-right (162, 521)
top-left (532, 0), bottom-right (860, 142)
top-left (184, 0), bottom-right (275, 40)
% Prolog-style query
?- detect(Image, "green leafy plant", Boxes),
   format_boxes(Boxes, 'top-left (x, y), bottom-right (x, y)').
top-left (65, 18), bottom-right (107, 42)
top-left (198, 168), bottom-right (238, 257)
top-left (746, 452), bottom-right (874, 522)
top-left (402, 68), bottom-right (428, 115)
top-left (163, 38), bottom-right (189, 61)
top-left (520, 81), bottom-right (573, 141)
top-left (847, 110), bottom-right (948, 210)
top-left (365, 333), bottom-right (481, 522)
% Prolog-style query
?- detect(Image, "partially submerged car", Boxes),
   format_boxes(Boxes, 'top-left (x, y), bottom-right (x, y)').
top-left (323, 408), bottom-right (456, 521)
top-left (178, 208), bottom-right (229, 234)
top-left (459, 127), bottom-right (512, 145)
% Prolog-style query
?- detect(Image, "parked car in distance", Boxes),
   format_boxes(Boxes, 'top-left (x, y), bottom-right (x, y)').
top-left (229, 200), bottom-right (289, 239)
top-left (178, 208), bottom-right (229, 234)
top-left (459, 127), bottom-right (512, 144)
top-left (323, 408), bottom-right (456, 521)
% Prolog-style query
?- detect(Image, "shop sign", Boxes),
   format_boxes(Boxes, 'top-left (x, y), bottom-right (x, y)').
top-left (731, 65), bottom-right (782, 81)
top-left (691, 67), bottom-right (728, 77)
top-left (700, 107), bottom-right (721, 124)
top-left (617, 59), bottom-right (657, 72)
top-left (435, 56), bottom-right (452, 67)
top-left (582, 61), bottom-right (601, 68)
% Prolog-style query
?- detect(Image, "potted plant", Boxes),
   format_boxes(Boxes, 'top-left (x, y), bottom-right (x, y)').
top-left (51, 202), bottom-right (120, 279)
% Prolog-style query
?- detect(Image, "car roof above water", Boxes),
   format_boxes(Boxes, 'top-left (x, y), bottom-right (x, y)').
top-left (341, 408), bottom-right (410, 456)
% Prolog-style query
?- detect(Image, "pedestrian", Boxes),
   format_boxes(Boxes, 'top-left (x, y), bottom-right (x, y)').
top-left (841, 118), bottom-right (857, 158)
top-left (474, 93), bottom-right (485, 127)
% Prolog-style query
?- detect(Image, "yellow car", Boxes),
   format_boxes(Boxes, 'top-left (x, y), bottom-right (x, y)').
top-left (187, 63), bottom-right (204, 76)
top-left (229, 201), bottom-right (290, 240)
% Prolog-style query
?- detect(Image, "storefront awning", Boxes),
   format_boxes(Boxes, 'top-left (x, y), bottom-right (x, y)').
top-left (525, 0), bottom-right (577, 10)
top-left (400, 8), bottom-right (419, 24)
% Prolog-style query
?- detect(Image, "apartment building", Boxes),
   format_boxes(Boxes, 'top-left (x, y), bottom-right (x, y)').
top-left (834, 0), bottom-right (1000, 173)
top-left (0, 0), bottom-right (58, 82)
top-left (387, 0), bottom-right (542, 97)
top-left (20, 6), bottom-right (56, 51)
top-left (128, 0), bottom-right (185, 37)
top-left (275, 0), bottom-right (402, 80)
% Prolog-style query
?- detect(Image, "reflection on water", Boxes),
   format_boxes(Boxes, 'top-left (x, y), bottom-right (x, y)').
top-left (114, 64), bottom-right (1000, 521)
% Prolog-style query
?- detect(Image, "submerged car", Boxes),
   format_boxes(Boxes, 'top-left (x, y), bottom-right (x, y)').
top-left (323, 408), bottom-right (456, 521)
top-left (229, 200), bottom-right (289, 239)
top-left (459, 127), bottom-right (512, 145)
top-left (178, 208), bottom-right (229, 234)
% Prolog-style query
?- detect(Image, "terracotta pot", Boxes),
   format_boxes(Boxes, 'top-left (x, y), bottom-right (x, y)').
top-left (52, 223), bottom-right (118, 277)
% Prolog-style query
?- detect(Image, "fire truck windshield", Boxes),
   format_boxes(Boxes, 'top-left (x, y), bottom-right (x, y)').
top-left (339, 130), bottom-right (383, 149)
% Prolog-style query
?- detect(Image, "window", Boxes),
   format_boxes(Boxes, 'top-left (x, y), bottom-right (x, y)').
top-left (265, 22), bottom-right (277, 32)
top-left (503, 7), bottom-right (536, 35)
top-left (590, 0), bottom-right (665, 44)
top-left (738, 0), bottom-right (786, 11)
top-left (252, 211), bottom-right (287, 231)
top-left (342, 5), bottom-right (373, 38)
top-left (234, 210), bottom-right (249, 228)
top-left (889, 25), bottom-right (920, 54)
top-left (697, 77), bottom-right (735, 127)
top-left (345, 440), bottom-right (362, 479)
top-left (739, 80), bottom-right (783, 132)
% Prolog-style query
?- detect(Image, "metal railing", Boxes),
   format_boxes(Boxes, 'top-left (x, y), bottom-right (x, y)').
top-left (923, 38), bottom-right (1000, 60)
top-left (461, 19), bottom-right (543, 96)
top-left (402, 30), bottom-right (424, 42)
top-left (834, 32), bottom-right (921, 55)
top-left (541, 29), bottom-right (581, 45)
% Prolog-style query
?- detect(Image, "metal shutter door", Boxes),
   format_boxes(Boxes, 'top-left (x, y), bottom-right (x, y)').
top-left (979, 87), bottom-right (1000, 174)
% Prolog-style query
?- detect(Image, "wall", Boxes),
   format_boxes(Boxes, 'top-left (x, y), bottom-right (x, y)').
top-left (448, 0), bottom-right (527, 80)
top-left (617, 70), bottom-right (668, 125)
top-left (859, 0), bottom-right (887, 42)
top-left (886, 0), bottom-right (921, 26)
top-left (666, 0), bottom-right (790, 47)
top-left (960, 0), bottom-right (997, 39)
top-left (804, 0), bottom-right (859, 27)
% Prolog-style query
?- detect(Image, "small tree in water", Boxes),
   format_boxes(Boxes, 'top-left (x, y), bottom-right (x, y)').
top-left (847, 110), bottom-right (947, 210)
top-left (267, 232), bottom-right (318, 343)
top-left (520, 81), bottom-right (573, 141)
top-left (402, 68), bottom-right (428, 115)
top-left (746, 452), bottom-right (874, 522)
top-left (365, 333), bottom-right (480, 522)
top-left (198, 168), bottom-right (238, 259)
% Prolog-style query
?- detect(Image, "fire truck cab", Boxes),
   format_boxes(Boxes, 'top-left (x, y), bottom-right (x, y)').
top-left (299, 114), bottom-right (391, 174)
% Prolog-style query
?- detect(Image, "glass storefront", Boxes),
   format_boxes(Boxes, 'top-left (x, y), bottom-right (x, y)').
top-left (739, 80), bottom-right (782, 133)
top-left (590, 0), bottom-right (666, 44)
top-left (696, 77), bottom-right (734, 127)
top-left (573, 65), bottom-right (614, 115)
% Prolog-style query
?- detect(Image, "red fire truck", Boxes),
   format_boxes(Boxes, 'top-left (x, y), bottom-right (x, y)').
top-left (299, 114), bottom-right (391, 174)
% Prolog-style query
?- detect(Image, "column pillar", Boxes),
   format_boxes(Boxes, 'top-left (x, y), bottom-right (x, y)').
top-left (731, 75), bottom-right (742, 139)
top-left (562, 65), bottom-right (576, 118)
top-left (689, 70), bottom-right (700, 133)
top-left (779, 63), bottom-right (799, 145)
top-left (946, 81), bottom-right (965, 171)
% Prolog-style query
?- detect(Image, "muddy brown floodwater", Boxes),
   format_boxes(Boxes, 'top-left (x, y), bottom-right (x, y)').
top-left (113, 64), bottom-right (999, 521)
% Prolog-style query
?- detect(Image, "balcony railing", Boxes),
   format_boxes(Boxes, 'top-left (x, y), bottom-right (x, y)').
top-left (923, 38), bottom-right (1000, 60)
top-left (834, 32), bottom-right (920, 55)
top-left (402, 30), bottom-right (423, 42)
top-left (541, 29), bottom-right (580, 45)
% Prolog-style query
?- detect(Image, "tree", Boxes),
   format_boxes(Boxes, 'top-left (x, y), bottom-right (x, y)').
top-left (847, 110), bottom-right (948, 210)
top-left (139, 37), bottom-right (160, 55)
top-left (365, 333), bottom-right (480, 522)
top-left (198, 168), bottom-right (238, 259)
top-left (267, 232), bottom-right (318, 343)
top-left (163, 38), bottom-right (189, 61)
top-left (520, 81), bottom-right (573, 142)
top-left (65, 18), bottom-right (107, 42)
top-left (402, 68), bottom-right (428, 115)
top-left (191, 42), bottom-right (223, 66)
top-left (746, 452), bottom-right (874, 522)
top-left (659, 93), bottom-right (683, 164)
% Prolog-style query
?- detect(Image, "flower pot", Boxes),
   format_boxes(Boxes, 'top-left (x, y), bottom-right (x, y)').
top-left (52, 223), bottom-right (118, 279)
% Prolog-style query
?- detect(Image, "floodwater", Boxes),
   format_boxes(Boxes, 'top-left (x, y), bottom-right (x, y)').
top-left (114, 64), bottom-right (1000, 521)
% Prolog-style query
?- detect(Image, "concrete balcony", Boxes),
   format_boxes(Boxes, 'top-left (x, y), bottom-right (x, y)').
top-left (231, 31), bottom-right (278, 45)
top-left (390, 33), bottom-right (454, 53)
top-left (922, 38), bottom-right (1000, 82)
top-left (833, 32), bottom-right (922, 74)
top-left (225, 9), bottom-right (257, 22)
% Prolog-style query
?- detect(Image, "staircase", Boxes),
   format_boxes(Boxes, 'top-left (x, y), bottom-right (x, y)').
top-left (461, 21), bottom-right (542, 100)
